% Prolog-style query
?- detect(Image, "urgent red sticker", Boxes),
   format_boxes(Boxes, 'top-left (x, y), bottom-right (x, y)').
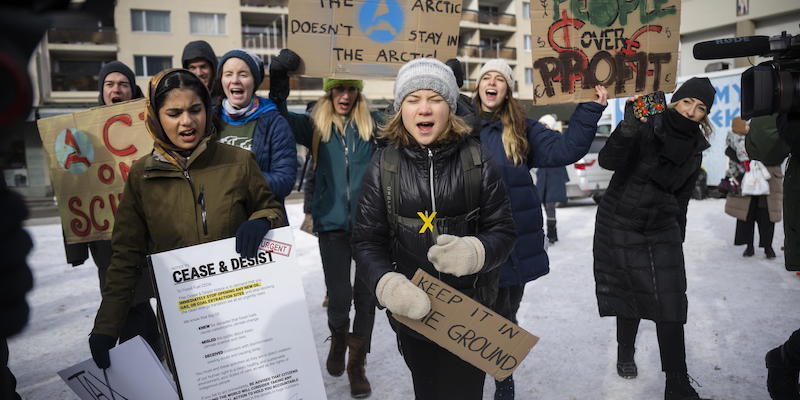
top-left (259, 238), bottom-right (292, 257)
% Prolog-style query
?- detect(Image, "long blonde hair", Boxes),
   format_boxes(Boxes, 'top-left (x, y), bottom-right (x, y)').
top-left (473, 89), bottom-right (528, 165)
top-left (380, 109), bottom-right (471, 147)
top-left (310, 91), bottom-right (374, 142)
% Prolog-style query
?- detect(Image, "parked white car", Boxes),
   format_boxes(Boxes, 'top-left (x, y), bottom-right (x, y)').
top-left (565, 115), bottom-right (614, 202)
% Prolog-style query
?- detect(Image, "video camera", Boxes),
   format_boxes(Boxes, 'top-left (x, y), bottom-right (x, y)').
top-left (693, 31), bottom-right (800, 119)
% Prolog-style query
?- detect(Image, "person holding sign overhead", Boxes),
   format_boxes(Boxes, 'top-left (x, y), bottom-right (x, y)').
top-left (593, 78), bottom-right (715, 400)
top-left (89, 69), bottom-right (286, 370)
top-left (472, 58), bottom-right (608, 399)
top-left (268, 49), bottom-right (382, 398)
top-left (352, 58), bottom-right (516, 400)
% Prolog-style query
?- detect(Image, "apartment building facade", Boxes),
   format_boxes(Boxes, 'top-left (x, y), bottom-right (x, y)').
top-left (9, 0), bottom-right (800, 197)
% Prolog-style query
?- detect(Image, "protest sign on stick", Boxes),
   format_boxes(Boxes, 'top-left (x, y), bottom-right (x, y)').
top-left (37, 99), bottom-right (151, 244)
top-left (530, 0), bottom-right (682, 104)
top-left (288, 0), bottom-right (462, 78)
top-left (393, 269), bottom-right (539, 380)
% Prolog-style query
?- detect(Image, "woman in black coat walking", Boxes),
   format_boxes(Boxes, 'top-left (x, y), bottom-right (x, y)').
top-left (593, 78), bottom-right (715, 400)
top-left (352, 58), bottom-right (516, 400)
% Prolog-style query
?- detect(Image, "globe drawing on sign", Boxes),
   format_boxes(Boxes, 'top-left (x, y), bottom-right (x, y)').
top-left (358, 0), bottom-right (404, 43)
top-left (55, 128), bottom-right (94, 174)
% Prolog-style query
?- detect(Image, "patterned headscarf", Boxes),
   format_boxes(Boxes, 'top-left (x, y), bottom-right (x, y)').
top-left (145, 68), bottom-right (215, 169)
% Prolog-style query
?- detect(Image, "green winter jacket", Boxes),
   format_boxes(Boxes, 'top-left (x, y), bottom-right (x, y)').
top-left (279, 103), bottom-right (383, 232)
top-left (92, 139), bottom-right (286, 337)
top-left (746, 115), bottom-right (797, 270)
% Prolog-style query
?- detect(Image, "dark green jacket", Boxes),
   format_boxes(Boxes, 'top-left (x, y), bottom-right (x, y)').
top-left (279, 103), bottom-right (382, 232)
top-left (92, 139), bottom-right (286, 337)
top-left (746, 115), bottom-right (797, 270)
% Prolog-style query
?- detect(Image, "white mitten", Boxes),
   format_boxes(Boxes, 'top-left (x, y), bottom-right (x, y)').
top-left (427, 234), bottom-right (485, 277)
top-left (375, 272), bottom-right (431, 319)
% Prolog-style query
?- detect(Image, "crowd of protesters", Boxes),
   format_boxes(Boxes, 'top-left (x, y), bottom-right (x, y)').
top-left (1, 36), bottom-right (797, 400)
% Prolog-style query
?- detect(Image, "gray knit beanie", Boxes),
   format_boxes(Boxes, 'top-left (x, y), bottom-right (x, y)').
top-left (393, 58), bottom-right (459, 112)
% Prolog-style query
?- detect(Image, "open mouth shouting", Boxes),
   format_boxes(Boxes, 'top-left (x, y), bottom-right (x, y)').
top-left (416, 121), bottom-right (435, 135)
top-left (176, 128), bottom-right (198, 145)
top-left (111, 96), bottom-right (123, 103)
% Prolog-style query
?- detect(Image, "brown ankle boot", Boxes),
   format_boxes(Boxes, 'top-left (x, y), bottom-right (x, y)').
top-left (346, 334), bottom-right (372, 398)
top-left (326, 328), bottom-right (348, 376)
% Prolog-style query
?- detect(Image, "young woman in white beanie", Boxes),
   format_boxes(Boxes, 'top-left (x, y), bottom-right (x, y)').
top-left (472, 58), bottom-right (608, 400)
top-left (352, 58), bottom-right (516, 399)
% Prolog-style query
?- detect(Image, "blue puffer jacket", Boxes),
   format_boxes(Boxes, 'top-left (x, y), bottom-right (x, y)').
top-left (217, 97), bottom-right (297, 204)
top-left (479, 101), bottom-right (605, 287)
top-left (536, 166), bottom-right (569, 203)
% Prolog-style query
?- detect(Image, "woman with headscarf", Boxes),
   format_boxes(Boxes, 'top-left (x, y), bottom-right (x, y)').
top-left (88, 69), bottom-right (286, 369)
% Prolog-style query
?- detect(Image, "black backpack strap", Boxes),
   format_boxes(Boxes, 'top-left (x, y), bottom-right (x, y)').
top-left (380, 146), bottom-right (401, 235)
top-left (460, 139), bottom-right (483, 230)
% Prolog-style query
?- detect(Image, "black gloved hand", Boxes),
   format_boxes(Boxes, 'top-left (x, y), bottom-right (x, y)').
top-left (445, 58), bottom-right (464, 88)
top-left (235, 218), bottom-right (270, 258)
top-left (89, 334), bottom-right (116, 369)
top-left (269, 49), bottom-right (302, 73)
top-left (620, 100), bottom-right (643, 137)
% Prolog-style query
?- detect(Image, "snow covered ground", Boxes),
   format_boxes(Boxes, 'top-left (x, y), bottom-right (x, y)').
top-left (9, 197), bottom-right (800, 399)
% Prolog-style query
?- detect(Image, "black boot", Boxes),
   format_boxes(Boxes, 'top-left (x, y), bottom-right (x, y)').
top-left (494, 375), bottom-right (514, 400)
top-left (766, 345), bottom-right (800, 400)
top-left (743, 244), bottom-right (755, 257)
top-left (546, 220), bottom-right (558, 244)
top-left (765, 247), bottom-right (777, 259)
top-left (326, 323), bottom-right (348, 376)
top-left (617, 345), bottom-right (637, 379)
top-left (664, 372), bottom-right (710, 400)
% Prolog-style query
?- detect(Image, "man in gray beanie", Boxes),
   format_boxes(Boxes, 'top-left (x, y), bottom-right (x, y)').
top-left (393, 57), bottom-right (460, 112)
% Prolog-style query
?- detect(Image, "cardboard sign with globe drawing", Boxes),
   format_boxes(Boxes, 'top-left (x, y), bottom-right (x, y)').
top-left (37, 99), bottom-right (152, 244)
top-left (288, 0), bottom-right (462, 79)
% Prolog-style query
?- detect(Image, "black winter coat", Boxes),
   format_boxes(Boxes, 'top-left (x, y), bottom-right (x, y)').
top-left (352, 137), bottom-right (516, 331)
top-left (593, 110), bottom-right (709, 323)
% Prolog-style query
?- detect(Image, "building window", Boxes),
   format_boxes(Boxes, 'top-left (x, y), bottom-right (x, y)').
top-left (131, 10), bottom-right (170, 33)
top-left (525, 68), bottom-right (533, 85)
top-left (524, 35), bottom-right (532, 52)
top-left (134, 55), bottom-right (172, 77)
top-left (522, 2), bottom-right (530, 19)
top-left (190, 12), bottom-right (226, 35)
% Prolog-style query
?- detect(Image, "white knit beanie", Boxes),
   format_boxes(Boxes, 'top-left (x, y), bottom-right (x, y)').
top-left (478, 59), bottom-right (514, 87)
top-left (393, 58), bottom-right (459, 112)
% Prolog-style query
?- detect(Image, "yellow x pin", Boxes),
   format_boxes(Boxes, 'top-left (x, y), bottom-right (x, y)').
top-left (418, 211), bottom-right (437, 234)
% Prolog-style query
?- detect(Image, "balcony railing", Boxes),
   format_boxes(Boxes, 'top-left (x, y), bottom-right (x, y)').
top-left (48, 28), bottom-right (117, 45)
top-left (240, 0), bottom-right (288, 7)
top-left (459, 44), bottom-right (516, 59)
top-left (51, 74), bottom-right (98, 92)
top-left (461, 10), bottom-right (516, 26)
top-left (242, 32), bottom-right (285, 50)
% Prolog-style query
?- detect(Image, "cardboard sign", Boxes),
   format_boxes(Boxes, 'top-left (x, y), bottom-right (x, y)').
top-left (393, 269), bottom-right (539, 380)
top-left (37, 98), bottom-right (152, 244)
top-left (288, 0), bottom-right (462, 79)
top-left (530, 0), bottom-right (682, 104)
top-left (58, 336), bottom-right (179, 400)
top-left (149, 227), bottom-right (327, 400)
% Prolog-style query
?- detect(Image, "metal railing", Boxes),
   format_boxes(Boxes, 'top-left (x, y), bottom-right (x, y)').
top-left (48, 28), bottom-right (117, 45)
top-left (242, 32), bottom-right (285, 50)
top-left (459, 44), bottom-right (516, 59)
top-left (461, 10), bottom-right (516, 26)
top-left (240, 0), bottom-right (288, 7)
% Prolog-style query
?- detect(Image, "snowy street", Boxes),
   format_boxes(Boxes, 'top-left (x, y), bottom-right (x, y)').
top-left (9, 197), bottom-right (800, 400)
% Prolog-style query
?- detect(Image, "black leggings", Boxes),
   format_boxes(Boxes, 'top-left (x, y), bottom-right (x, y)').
top-left (617, 317), bottom-right (687, 372)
